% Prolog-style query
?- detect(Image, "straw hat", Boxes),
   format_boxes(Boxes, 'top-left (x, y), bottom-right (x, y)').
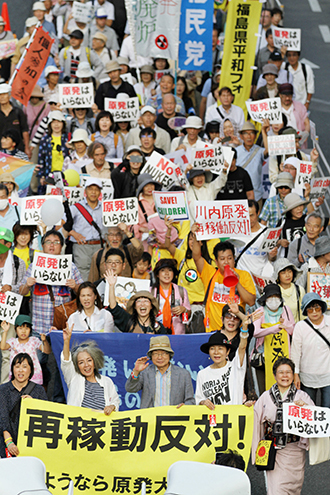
top-left (31, 85), bottom-right (44, 98)
top-left (147, 335), bottom-right (174, 358)
top-left (0, 172), bottom-right (19, 191)
top-left (105, 60), bottom-right (121, 73)
top-left (239, 121), bottom-right (257, 134)
top-left (126, 291), bottom-right (159, 316)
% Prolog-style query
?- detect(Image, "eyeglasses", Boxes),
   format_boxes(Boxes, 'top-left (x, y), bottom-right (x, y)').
top-left (152, 351), bottom-right (168, 357)
top-left (105, 260), bottom-right (123, 265)
top-left (278, 186), bottom-right (291, 190)
top-left (224, 313), bottom-right (240, 321)
top-left (108, 232), bottom-right (121, 238)
top-left (306, 304), bottom-right (322, 314)
top-left (43, 240), bottom-right (61, 245)
top-left (135, 298), bottom-right (151, 304)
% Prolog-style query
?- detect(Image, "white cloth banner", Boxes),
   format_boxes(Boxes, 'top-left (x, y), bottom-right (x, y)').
top-left (283, 403), bottom-right (330, 438)
top-left (246, 98), bottom-right (282, 124)
top-left (0, 291), bottom-right (23, 324)
top-left (31, 253), bottom-right (72, 286)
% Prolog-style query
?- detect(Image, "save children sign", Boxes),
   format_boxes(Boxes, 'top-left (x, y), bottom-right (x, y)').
top-left (153, 191), bottom-right (189, 221)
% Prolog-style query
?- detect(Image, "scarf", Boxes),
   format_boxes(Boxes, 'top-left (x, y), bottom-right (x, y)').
top-left (263, 305), bottom-right (283, 324)
top-left (1, 250), bottom-right (13, 286)
top-left (269, 382), bottom-right (296, 448)
top-left (159, 284), bottom-right (173, 334)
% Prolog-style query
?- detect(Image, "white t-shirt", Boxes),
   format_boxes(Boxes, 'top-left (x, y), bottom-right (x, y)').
top-left (67, 307), bottom-right (114, 333)
top-left (195, 351), bottom-right (246, 405)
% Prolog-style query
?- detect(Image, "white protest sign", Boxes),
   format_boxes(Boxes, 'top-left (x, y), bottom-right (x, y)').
top-left (59, 83), bottom-right (94, 108)
top-left (104, 276), bottom-right (150, 309)
top-left (295, 161), bottom-right (313, 187)
top-left (79, 175), bottom-right (114, 201)
top-left (102, 197), bottom-right (138, 227)
top-left (260, 227), bottom-right (282, 252)
top-left (191, 144), bottom-right (225, 174)
top-left (154, 69), bottom-right (173, 82)
top-left (246, 98), bottom-right (282, 124)
top-left (308, 272), bottom-right (330, 310)
top-left (0, 291), bottom-right (23, 324)
top-left (0, 39), bottom-right (17, 60)
top-left (46, 186), bottom-right (84, 206)
top-left (153, 191), bottom-right (189, 221)
top-left (251, 272), bottom-right (275, 294)
top-left (20, 196), bottom-right (63, 226)
top-left (72, 1), bottom-right (92, 23)
top-left (283, 403), bottom-right (330, 438)
top-left (165, 149), bottom-right (190, 171)
top-left (268, 134), bottom-right (296, 156)
top-left (195, 200), bottom-right (251, 241)
top-left (272, 27), bottom-right (301, 51)
top-left (222, 146), bottom-right (235, 169)
top-left (120, 73), bottom-right (134, 85)
top-left (104, 97), bottom-right (140, 122)
top-left (31, 253), bottom-right (72, 286)
top-left (141, 151), bottom-right (178, 190)
top-left (310, 176), bottom-right (330, 202)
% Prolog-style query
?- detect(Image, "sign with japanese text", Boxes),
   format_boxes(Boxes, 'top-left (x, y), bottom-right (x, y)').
top-left (295, 161), bottom-right (313, 187)
top-left (264, 329), bottom-right (290, 390)
top-left (0, 291), bottom-right (23, 324)
top-left (191, 144), bottom-right (225, 174)
top-left (251, 272), bottom-right (275, 294)
top-left (283, 403), bottom-right (330, 438)
top-left (80, 175), bottom-right (114, 202)
top-left (166, 149), bottom-right (189, 171)
top-left (272, 27), bottom-right (301, 51)
top-left (155, 69), bottom-right (173, 82)
top-left (105, 97), bottom-right (139, 122)
top-left (195, 200), bottom-right (251, 241)
top-left (141, 152), bottom-right (178, 190)
top-left (308, 272), bottom-right (330, 309)
top-left (20, 195), bottom-right (63, 226)
top-left (31, 253), bottom-right (72, 286)
top-left (310, 176), bottom-right (330, 202)
top-left (0, 39), bottom-right (17, 59)
top-left (260, 227), bottom-right (282, 253)
top-left (246, 98), bottom-right (282, 124)
top-left (178, 0), bottom-right (213, 71)
top-left (46, 186), bottom-right (84, 206)
top-left (104, 276), bottom-right (150, 309)
top-left (267, 134), bottom-right (296, 157)
top-left (18, 398), bottom-right (254, 495)
top-left (11, 27), bottom-right (53, 106)
top-left (102, 197), bottom-right (139, 227)
top-left (153, 191), bottom-right (189, 221)
top-left (59, 83), bottom-right (94, 108)
top-left (219, 0), bottom-right (262, 111)
top-left (72, 1), bottom-right (92, 23)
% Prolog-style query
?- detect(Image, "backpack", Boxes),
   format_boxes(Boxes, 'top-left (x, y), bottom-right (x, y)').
top-left (63, 46), bottom-right (91, 64)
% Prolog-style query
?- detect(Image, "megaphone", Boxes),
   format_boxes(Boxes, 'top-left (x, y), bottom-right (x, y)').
top-left (223, 264), bottom-right (239, 288)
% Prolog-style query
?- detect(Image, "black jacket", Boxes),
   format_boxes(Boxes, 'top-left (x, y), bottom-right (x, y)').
top-left (111, 159), bottom-right (141, 198)
top-left (95, 80), bottom-right (137, 110)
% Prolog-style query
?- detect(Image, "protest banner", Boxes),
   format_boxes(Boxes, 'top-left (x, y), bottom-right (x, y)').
top-left (141, 152), bottom-right (178, 190)
top-left (72, 1), bottom-right (92, 23)
top-left (264, 329), bottom-right (289, 390)
top-left (246, 98), bottom-right (282, 124)
top-left (220, 0), bottom-right (262, 112)
top-left (260, 227), bottom-right (282, 253)
top-left (46, 186), bottom-right (84, 206)
top-left (165, 149), bottom-right (189, 171)
top-left (0, 291), bottom-right (23, 324)
top-left (0, 152), bottom-right (34, 198)
top-left (283, 403), bottom-right (330, 438)
top-left (18, 398), bottom-right (254, 495)
top-left (11, 27), bottom-right (53, 106)
top-left (104, 276), bottom-right (150, 310)
top-left (309, 176), bottom-right (330, 202)
top-left (31, 253), bottom-right (72, 286)
top-left (195, 200), bottom-right (250, 241)
top-left (267, 134), bottom-right (296, 157)
top-left (20, 195), bottom-right (63, 225)
top-left (59, 83), bottom-right (94, 108)
top-left (251, 272), bottom-right (275, 295)
top-left (105, 96), bottom-right (139, 122)
top-left (153, 191), bottom-right (189, 221)
top-left (295, 161), bottom-right (313, 187)
top-left (308, 272), bottom-right (330, 309)
top-left (272, 27), bottom-right (301, 51)
top-left (102, 197), bottom-right (138, 227)
top-left (0, 38), bottom-right (17, 59)
top-left (178, 0), bottom-right (213, 71)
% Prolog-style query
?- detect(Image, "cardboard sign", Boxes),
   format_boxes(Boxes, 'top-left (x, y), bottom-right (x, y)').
top-left (104, 276), bottom-right (151, 309)
top-left (267, 134), bottom-right (296, 156)
top-left (0, 291), bottom-right (23, 324)
top-left (308, 272), bottom-right (330, 309)
top-left (309, 176), bottom-right (330, 202)
top-left (295, 161), bottom-right (313, 187)
top-left (102, 197), bottom-right (139, 227)
top-left (195, 200), bottom-right (251, 241)
top-left (284, 403), bottom-right (330, 438)
top-left (260, 227), bottom-right (282, 252)
top-left (46, 186), bottom-right (84, 206)
top-left (31, 253), bottom-right (72, 286)
top-left (59, 83), bottom-right (94, 108)
top-left (153, 191), bottom-right (189, 221)
top-left (272, 27), bottom-right (301, 51)
top-left (141, 151), bottom-right (178, 190)
top-left (0, 39), bottom-right (17, 60)
top-left (246, 98), bottom-right (282, 124)
top-left (104, 97), bottom-right (140, 122)
top-left (20, 196), bottom-right (63, 226)
top-left (72, 1), bottom-right (92, 23)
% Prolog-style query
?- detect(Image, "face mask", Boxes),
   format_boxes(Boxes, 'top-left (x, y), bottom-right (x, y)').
top-left (0, 199), bottom-right (8, 210)
top-left (266, 297), bottom-right (281, 312)
top-left (0, 242), bottom-right (10, 254)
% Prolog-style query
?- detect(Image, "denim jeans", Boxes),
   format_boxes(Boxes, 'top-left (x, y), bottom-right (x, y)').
top-left (301, 383), bottom-right (330, 407)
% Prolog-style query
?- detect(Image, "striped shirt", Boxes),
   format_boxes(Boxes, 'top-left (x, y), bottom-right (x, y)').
top-left (154, 365), bottom-right (172, 407)
top-left (81, 379), bottom-right (106, 410)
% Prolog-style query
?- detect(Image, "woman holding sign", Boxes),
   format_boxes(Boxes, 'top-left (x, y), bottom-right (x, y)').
top-left (252, 357), bottom-right (314, 495)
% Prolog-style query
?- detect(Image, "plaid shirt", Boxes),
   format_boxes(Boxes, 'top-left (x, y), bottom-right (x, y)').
top-left (259, 194), bottom-right (286, 228)
top-left (22, 263), bottom-right (83, 335)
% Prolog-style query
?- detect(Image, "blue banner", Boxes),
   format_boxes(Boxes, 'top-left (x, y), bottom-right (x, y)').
top-left (178, 0), bottom-right (213, 71)
top-left (50, 332), bottom-right (210, 411)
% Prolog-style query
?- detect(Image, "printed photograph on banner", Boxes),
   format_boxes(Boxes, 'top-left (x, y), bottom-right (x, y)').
top-left (46, 186), bottom-right (84, 206)
top-left (105, 97), bottom-right (140, 122)
top-left (31, 253), bottom-right (72, 286)
top-left (294, 161), bottom-right (313, 187)
top-left (153, 191), bottom-right (189, 221)
top-left (283, 403), bottom-right (330, 438)
top-left (20, 196), bottom-right (63, 226)
top-left (195, 200), bottom-right (251, 240)
top-left (246, 98), bottom-right (282, 124)
top-left (267, 134), bottom-right (296, 157)
top-left (307, 272), bottom-right (330, 309)
top-left (0, 291), bottom-right (23, 324)
top-left (104, 276), bottom-right (150, 309)
top-left (260, 227), bottom-right (282, 253)
top-left (141, 151), bottom-right (177, 190)
top-left (102, 197), bottom-right (139, 227)
top-left (59, 83), bottom-right (94, 108)
top-left (272, 26), bottom-right (301, 51)
top-left (309, 177), bottom-right (330, 202)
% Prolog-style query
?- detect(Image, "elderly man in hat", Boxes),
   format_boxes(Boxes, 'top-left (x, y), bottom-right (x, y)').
top-left (292, 293), bottom-right (330, 407)
top-left (94, 60), bottom-right (137, 111)
top-left (260, 172), bottom-right (294, 228)
top-left (288, 212), bottom-right (325, 268)
top-left (33, 1), bottom-right (56, 38)
top-left (279, 83), bottom-right (310, 146)
top-left (171, 116), bottom-right (204, 152)
top-left (296, 236), bottom-right (330, 292)
top-left (89, 7), bottom-right (119, 53)
top-left (125, 335), bottom-right (195, 408)
top-left (126, 105), bottom-right (171, 153)
top-left (91, 33), bottom-right (117, 79)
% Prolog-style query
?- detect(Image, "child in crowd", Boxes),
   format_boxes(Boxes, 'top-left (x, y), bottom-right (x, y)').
top-left (132, 252), bottom-right (151, 280)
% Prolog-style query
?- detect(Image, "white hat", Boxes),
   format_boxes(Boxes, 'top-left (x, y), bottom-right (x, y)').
top-left (84, 177), bottom-right (103, 189)
top-left (0, 17), bottom-right (5, 26)
top-left (33, 1), bottom-right (46, 11)
top-left (49, 110), bottom-right (65, 122)
top-left (141, 105), bottom-right (156, 115)
top-left (283, 156), bottom-right (300, 169)
top-left (95, 7), bottom-right (107, 17)
top-left (76, 61), bottom-right (94, 78)
top-left (45, 65), bottom-right (61, 78)
top-left (0, 83), bottom-right (11, 94)
top-left (69, 129), bottom-right (92, 147)
top-left (116, 92), bottom-right (129, 99)
top-left (182, 116), bottom-right (203, 129)
top-left (48, 93), bottom-right (59, 104)
top-left (25, 16), bottom-right (38, 28)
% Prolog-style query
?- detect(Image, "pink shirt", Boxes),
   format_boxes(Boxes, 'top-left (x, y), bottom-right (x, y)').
top-left (7, 336), bottom-right (43, 384)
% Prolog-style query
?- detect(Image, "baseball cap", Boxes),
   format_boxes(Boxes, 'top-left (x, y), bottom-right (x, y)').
top-left (84, 177), bottom-right (103, 189)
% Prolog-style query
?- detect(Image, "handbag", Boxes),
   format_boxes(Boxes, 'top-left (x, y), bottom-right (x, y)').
top-left (255, 439), bottom-right (277, 471)
top-left (250, 348), bottom-right (265, 369)
top-left (49, 286), bottom-right (77, 329)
